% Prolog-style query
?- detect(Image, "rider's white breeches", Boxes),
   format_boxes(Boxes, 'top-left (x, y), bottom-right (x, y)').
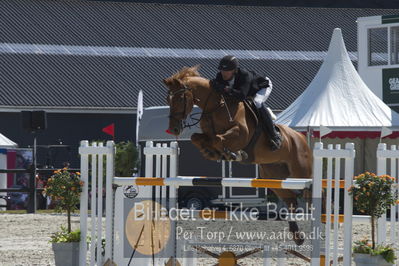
top-left (254, 77), bottom-right (272, 109)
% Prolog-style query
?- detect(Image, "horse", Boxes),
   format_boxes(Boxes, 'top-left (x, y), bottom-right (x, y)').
top-left (163, 65), bottom-right (313, 245)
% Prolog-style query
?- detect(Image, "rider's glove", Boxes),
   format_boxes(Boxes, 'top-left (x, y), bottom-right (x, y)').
top-left (211, 79), bottom-right (225, 93)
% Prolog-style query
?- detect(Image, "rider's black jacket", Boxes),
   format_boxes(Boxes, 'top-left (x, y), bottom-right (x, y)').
top-left (211, 67), bottom-right (270, 100)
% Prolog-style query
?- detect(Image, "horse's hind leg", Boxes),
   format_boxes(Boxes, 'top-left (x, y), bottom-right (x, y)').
top-left (259, 164), bottom-right (305, 246)
top-left (270, 188), bottom-right (305, 246)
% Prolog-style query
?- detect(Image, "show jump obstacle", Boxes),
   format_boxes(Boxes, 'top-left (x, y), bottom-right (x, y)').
top-left (78, 140), bottom-right (398, 266)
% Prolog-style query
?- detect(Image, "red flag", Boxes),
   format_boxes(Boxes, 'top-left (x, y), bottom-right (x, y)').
top-left (102, 123), bottom-right (115, 139)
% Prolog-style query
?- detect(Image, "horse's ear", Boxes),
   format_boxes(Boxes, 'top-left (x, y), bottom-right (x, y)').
top-left (163, 78), bottom-right (169, 86)
top-left (174, 78), bottom-right (182, 86)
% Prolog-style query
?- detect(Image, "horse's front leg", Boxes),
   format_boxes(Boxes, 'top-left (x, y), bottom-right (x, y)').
top-left (212, 125), bottom-right (248, 161)
top-left (191, 133), bottom-right (222, 161)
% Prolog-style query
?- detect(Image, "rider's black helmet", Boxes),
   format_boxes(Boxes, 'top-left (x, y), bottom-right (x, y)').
top-left (218, 55), bottom-right (239, 71)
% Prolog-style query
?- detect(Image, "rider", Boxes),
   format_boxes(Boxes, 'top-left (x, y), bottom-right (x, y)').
top-left (211, 55), bottom-right (282, 151)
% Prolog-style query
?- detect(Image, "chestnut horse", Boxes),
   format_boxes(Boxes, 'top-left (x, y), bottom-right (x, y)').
top-left (163, 66), bottom-right (313, 245)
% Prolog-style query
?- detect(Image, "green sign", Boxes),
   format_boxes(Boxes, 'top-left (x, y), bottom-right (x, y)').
top-left (382, 15), bottom-right (399, 24)
top-left (382, 68), bottom-right (399, 104)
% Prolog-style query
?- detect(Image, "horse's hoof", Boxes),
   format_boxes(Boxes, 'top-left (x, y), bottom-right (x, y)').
top-left (293, 232), bottom-right (305, 246)
top-left (238, 150), bottom-right (248, 161)
top-left (288, 221), bottom-right (305, 246)
top-left (230, 153), bottom-right (237, 161)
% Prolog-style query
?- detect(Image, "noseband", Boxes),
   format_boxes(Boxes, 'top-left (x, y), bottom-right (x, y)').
top-left (168, 84), bottom-right (192, 121)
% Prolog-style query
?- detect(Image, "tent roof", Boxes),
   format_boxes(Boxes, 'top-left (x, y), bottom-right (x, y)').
top-left (0, 133), bottom-right (17, 148)
top-left (276, 28), bottom-right (399, 137)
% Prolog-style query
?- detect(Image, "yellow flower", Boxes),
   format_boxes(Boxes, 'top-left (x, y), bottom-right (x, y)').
top-left (61, 186), bottom-right (66, 189)
top-left (76, 172), bottom-right (81, 176)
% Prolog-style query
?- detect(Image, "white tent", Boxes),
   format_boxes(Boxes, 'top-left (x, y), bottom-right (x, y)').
top-left (0, 133), bottom-right (16, 210)
top-left (0, 133), bottom-right (17, 148)
top-left (276, 28), bottom-right (399, 136)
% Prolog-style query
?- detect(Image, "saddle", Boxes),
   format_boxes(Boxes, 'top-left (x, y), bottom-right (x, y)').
top-left (240, 100), bottom-right (263, 163)
top-left (240, 100), bottom-right (282, 163)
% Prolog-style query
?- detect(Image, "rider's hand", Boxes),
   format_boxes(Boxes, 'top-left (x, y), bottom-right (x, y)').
top-left (224, 86), bottom-right (232, 93)
top-left (230, 90), bottom-right (245, 101)
top-left (211, 79), bottom-right (224, 93)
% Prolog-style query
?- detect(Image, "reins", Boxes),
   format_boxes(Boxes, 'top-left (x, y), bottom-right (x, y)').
top-left (168, 83), bottom-right (224, 130)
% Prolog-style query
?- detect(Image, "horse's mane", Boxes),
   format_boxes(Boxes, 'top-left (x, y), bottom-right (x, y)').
top-left (170, 65), bottom-right (201, 81)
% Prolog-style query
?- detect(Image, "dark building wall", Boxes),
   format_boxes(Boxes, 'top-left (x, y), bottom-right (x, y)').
top-left (95, 0), bottom-right (399, 9)
top-left (0, 112), bottom-right (136, 168)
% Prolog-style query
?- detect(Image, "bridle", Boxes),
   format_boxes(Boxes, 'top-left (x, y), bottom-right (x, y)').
top-left (168, 83), bottom-right (223, 130)
top-left (168, 84), bottom-right (192, 123)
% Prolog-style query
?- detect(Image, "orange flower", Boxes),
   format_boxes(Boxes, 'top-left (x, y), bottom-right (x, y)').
top-left (76, 172), bottom-right (81, 176)
top-left (79, 181), bottom-right (84, 186)
top-left (396, 200), bottom-right (399, 205)
top-left (71, 187), bottom-right (76, 191)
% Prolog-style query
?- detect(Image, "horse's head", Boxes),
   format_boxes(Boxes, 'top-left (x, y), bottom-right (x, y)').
top-left (163, 76), bottom-right (195, 136)
top-left (163, 66), bottom-right (202, 136)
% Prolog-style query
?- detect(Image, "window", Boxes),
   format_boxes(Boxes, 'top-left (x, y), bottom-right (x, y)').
top-left (391, 27), bottom-right (399, 65)
top-left (368, 28), bottom-right (388, 66)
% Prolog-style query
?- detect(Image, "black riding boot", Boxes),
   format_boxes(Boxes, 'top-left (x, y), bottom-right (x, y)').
top-left (258, 103), bottom-right (282, 151)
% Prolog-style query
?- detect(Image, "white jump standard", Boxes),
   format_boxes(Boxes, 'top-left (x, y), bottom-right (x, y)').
top-left (79, 140), bottom-right (358, 266)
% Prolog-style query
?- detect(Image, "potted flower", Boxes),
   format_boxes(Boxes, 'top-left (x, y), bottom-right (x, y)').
top-left (349, 172), bottom-right (398, 265)
top-left (43, 168), bottom-right (83, 266)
